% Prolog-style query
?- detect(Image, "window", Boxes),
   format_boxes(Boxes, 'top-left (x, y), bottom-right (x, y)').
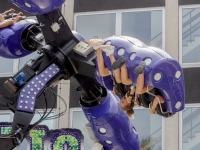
top-left (75, 12), bottom-right (116, 41)
top-left (74, 8), bottom-right (165, 49)
top-left (70, 107), bottom-right (164, 150)
top-left (179, 6), bottom-right (200, 67)
top-left (180, 104), bottom-right (200, 150)
top-left (0, 111), bottom-right (13, 122)
top-left (0, 57), bottom-right (16, 76)
top-left (121, 10), bottom-right (163, 48)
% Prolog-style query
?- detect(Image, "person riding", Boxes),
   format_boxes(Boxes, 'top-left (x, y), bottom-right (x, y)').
top-left (112, 56), bottom-right (173, 117)
top-left (88, 38), bottom-right (173, 118)
top-left (88, 38), bottom-right (135, 119)
top-left (0, 9), bottom-right (23, 29)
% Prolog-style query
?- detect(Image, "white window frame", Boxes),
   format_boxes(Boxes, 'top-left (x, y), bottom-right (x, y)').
top-left (0, 110), bottom-right (14, 122)
top-left (74, 10), bottom-right (120, 37)
top-left (179, 5), bottom-right (200, 68)
top-left (179, 104), bottom-right (200, 150)
top-left (70, 107), bottom-right (165, 150)
top-left (0, 59), bottom-right (18, 77)
top-left (74, 7), bottom-right (165, 50)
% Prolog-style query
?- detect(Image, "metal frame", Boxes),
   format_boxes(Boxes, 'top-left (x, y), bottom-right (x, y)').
top-left (179, 5), bottom-right (200, 68)
top-left (179, 104), bottom-right (200, 150)
top-left (146, 86), bottom-right (168, 114)
top-left (74, 7), bottom-right (165, 50)
top-left (70, 107), bottom-right (165, 150)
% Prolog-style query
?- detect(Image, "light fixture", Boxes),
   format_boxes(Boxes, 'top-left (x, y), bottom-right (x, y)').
top-left (129, 53), bottom-right (136, 61)
top-left (117, 48), bottom-right (125, 56)
top-left (154, 73), bottom-right (162, 81)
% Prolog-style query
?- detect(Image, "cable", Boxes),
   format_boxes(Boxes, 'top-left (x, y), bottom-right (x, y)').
top-left (27, 86), bottom-right (59, 132)
top-left (43, 88), bottom-right (67, 120)
top-left (0, 128), bottom-right (22, 139)
top-left (36, 110), bottom-right (42, 118)
top-left (27, 92), bottom-right (48, 133)
top-left (43, 87), bottom-right (67, 120)
top-left (46, 87), bottom-right (67, 119)
top-left (40, 88), bottom-right (57, 121)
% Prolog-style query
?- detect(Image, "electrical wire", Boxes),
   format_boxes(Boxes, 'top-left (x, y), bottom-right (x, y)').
top-left (40, 88), bottom-right (57, 121)
top-left (27, 92), bottom-right (48, 133)
top-left (0, 128), bottom-right (22, 139)
top-left (36, 110), bottom-right (42, 118)
top-left (28, 87), bottom-right (58, 132)
top-left (0, 85), bottom-right (67, 139)
top-left (43, 87), bottom-right (67, 120)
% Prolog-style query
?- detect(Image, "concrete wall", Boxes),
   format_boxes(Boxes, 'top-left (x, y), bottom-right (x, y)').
top-left (165, 0), bottom-right (179, 150)
top-left (165, 0), bottom-right (179, 61)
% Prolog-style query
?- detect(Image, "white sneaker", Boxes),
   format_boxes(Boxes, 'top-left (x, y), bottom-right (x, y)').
top-left (100, 45), bottom-right (115, 56)
top-left (88, 39), bottom-right (104, 50)
top-left (92, 142), bottom-right (104, 150)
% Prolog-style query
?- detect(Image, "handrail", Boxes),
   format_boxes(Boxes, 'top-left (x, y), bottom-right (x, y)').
top-left (181, 9), bottom-right (200, 45)
top-left (153, 40), bottom-right (162, 47)
top-left (183, 12), bottom-right (200, 28)
top-left (183, 108), bottom-right (189, 113)
top-left (183, 121), bottom-right (200, 136)
top-left (141, 135), bottom-right (162, 150)
top-left (183, 9), bottom-right (195, 18)
top-left (182, 108), bottom-right (200, 139)
top-left (183, 108), bottom-right (200, 124)
top-left (151, 32), bottom-right (162, 41)
top-left (183, 20), bottom-right (200, 40)
top-left (150, 127), bottom-right (162, 137)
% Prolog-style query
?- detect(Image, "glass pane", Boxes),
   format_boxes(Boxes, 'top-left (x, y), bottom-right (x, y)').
top-left (76, 13), bottom-right (116, 41)
top-left (0, 113), bottom-right (11, 122)
top-left (182, 107), bottom-right (200, 150)
top-left (19, 51), bottom-right (38, 70)
top-left (182, 8), bottom-right (200, 63)
top-left (132, 109), bottom-right (162, 150)
top-left (72, 111), bottom-right (93, 150)
top-left (30, 111), bottom-right (55, 130)
top-left (71, 109), bottom-right (162, 150)
top-left (122, 11), bottom-right (163, 48)
top-left (0, 57), bottom-right (13, 73)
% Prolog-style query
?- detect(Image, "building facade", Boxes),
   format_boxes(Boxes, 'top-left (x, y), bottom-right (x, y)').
top-left (67, 0), bottom-right (200, 150)
top-left (0, 0), bottom-right (200, 150)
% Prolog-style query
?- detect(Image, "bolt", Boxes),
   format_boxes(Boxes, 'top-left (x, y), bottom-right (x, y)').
top-left (9, 100), bottom-right (14, 105)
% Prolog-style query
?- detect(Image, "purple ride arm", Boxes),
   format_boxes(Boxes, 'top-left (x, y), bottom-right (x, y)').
top-left (99, 36), bottom-right (185, 114)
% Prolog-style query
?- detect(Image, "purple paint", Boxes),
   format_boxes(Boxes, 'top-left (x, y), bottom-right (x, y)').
top-left (0, 20), bottom-right (35, 59)
top-left (96, 36), bottom-right (185, 114)
top-left (9, 0), bottom-right (65, 15)
top-left (17, 63), bottom-right (61, 113)
top-left (50, 131), bottom-right (81, 150)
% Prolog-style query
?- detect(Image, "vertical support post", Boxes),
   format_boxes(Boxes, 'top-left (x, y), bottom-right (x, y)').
top-left (165, 1), bottom-right (179, 150)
